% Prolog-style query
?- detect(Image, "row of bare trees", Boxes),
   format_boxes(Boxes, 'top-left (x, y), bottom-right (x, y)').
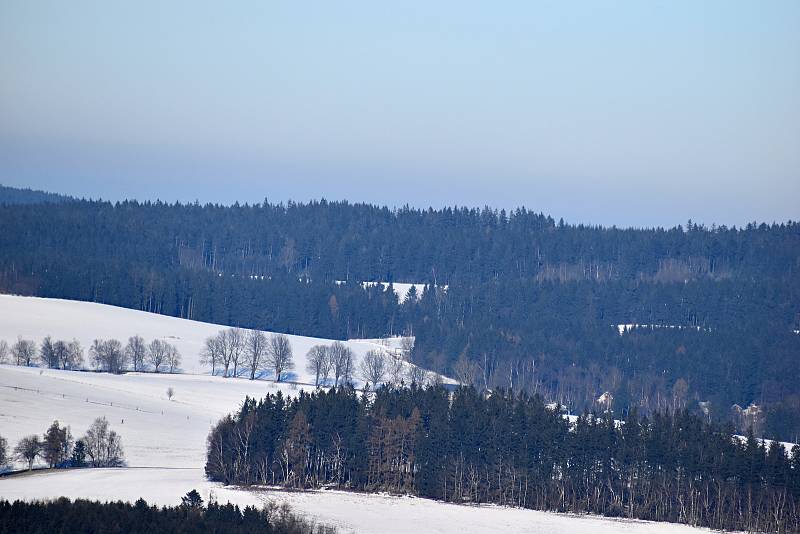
top-left (2, 332), bottom-right (434, 388)
top-left (88, 336), bottom-right (181, 374)
top-left (0, 338), bottom-right (39, 367)
top-left (304, 342), bottom-right (356, 387)
top-left (307, 344), bottom-right (434, 389)
top-left (358, 349), bottom-right (432, 389)
top-left (197, 329), bottom-right (435, 389)
top-left (201, 328), bottom-right (295, 381)
top-left (0, 335), bottom-right (180, 374)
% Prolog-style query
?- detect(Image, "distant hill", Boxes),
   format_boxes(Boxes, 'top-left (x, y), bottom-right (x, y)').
top-left (0, 184), bottom-right (74, 205)
top-left (1, 196), bottom-right (798, 441)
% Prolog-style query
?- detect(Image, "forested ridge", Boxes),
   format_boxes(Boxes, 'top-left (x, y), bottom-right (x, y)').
top-left (1, 192), bottom-right (798, 439)
top-left (0, 184), bottom-right (73, 205)
top-left (206, 385), bottom-right (800, 532)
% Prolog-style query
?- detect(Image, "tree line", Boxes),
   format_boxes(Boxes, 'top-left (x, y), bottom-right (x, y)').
top-left (0, 335), bottom-right (181, 374)
top-left (0, 496), bottom-right (337, 534)
top-left (0, 416), bottom-right (124, 472)
top-left (1, 328), bottom-right (437, 389)
top-left (200, 328), bottom-right (295, 381)
top-left (1, 196), bottom-right (798, 440)
top-left (201, 327), bottom-right (432, 389)
top-left (206, 385), bottom-right (800, 532)
top-left (0, 184), bottom-right (72, 205)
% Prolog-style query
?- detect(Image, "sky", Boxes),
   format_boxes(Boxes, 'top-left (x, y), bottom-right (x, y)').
top-left (1, 1), bottom-right (798, 228)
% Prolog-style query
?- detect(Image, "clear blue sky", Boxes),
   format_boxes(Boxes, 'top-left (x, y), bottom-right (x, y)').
top-left (1, 1), bottom-right (798, 227)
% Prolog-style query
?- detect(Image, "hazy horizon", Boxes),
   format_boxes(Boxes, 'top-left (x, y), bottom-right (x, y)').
top-left (2, 1), bottom-right (798, 228)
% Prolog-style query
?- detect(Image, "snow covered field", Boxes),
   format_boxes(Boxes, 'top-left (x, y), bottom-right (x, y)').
top-left (0, 295), bottom-right (712, 533)
top-left (0, 294), bottom-right (448, 386)
top-left (0, 362), bottom-right (715, 533)
top-left (0, 365), bottom-right (287, 468)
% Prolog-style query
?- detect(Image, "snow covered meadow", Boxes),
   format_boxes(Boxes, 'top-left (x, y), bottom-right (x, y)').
top-left (0, 295), bottom-right (716, 533)
top-left (0, 294), bottom-right (435, 382)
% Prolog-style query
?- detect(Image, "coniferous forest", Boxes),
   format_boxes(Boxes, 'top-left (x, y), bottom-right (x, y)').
top-left (0, 192), bottom-right (799, 441)
top-left (0, 497), bottom-right (336, 534)
top-left (206, 385), bottom-right (800, 532)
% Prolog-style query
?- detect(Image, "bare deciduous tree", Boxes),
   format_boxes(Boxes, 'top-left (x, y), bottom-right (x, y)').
top-left (90, 339), bottom-right (126, 374)
top-left (672, 377), bottom-right (689, 412)
top-left (39, 337), bottom-right (81, 370)
top-left (216, 330), bottom-right (232, 377)
top-left (12, 337), bottom-right (37, 366)
top-left (40, 336), bottom-right (59, 368)
top-left (147, 339), bottom-right (168, 373)
top-left (246, 330), bottom-right (268, 380)
top-left (0, 340), bottom-right (9, 364)
top-left (166, 343), bottom-right (181, 373)
top-left (228, 328), bottom-right (245, 377)
top-left (453, 354), bottom-right (477, 386)
top-left (201, 335), bottom-right (222, 376)
top-left (125, 335), bottom-right (146, 372)
top-left (83, 416), bottom-right (124, 467)
top-left (167, 386), bottom-right (175, 400)
top-left (387, 355), bottom-right (406, 386)
top-left (52, 340), bottom-right (67, 370)
top-left (359, 350), bottom-right (388, 389)
top-left (305, 345), bottom-right (329, 387)
top-left (14, 435), bottom-right (43, 470)
top-left (329, 342), bottom-right (354, 387)
top-left (208, 328), bottom-right (245, 378)
top-left (59, 339), bottom-right (83, 370)
top-left (480, 352), bottom-right (497, 391)
top-left (267, 334), bottom-right (294, 382)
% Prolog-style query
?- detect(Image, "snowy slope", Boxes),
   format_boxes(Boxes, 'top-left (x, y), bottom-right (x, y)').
top-left (0, 365), bottom-right (293, 468)
top-left (0, 364), bottom-right (715, 533)
top-left (0, 296), bottom-right (715, 532)
top-left (0, 467), bottom-right (717, 534)
top-left (0, 294), bottom-right (455, 470)
top-left (0, 294), bottom-right (442, 385)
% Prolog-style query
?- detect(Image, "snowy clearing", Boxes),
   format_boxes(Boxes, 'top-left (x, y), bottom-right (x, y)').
top-left (334, 281), bottom-right (448, 303)
top-left (615, 324), bottom-right (705, 335)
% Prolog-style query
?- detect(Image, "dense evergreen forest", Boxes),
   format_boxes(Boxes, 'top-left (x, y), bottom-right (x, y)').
top-left (0, 185), bottom-right (73, 205)
top-left (0, 496), bottom-right (336, 533)
top-left (1, 190), bottom-right (798, 439)
top-left (206, 386), bottom-right (800, 532)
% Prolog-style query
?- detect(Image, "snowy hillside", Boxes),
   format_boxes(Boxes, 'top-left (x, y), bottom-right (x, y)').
top-left (0, 365), bottom-right (286, 468)
top-left (0, 295), bottom-right (722, 533)
top-left (0, 294), bottom-right (451, 386)
top-left (0, 365), bottom-right (715, 533)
